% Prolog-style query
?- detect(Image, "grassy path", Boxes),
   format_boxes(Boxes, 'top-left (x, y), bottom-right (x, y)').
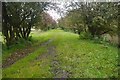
top-left (2, 40), bottom-right (48, 68)
top-left (2, 29), bottom-right (118, 78)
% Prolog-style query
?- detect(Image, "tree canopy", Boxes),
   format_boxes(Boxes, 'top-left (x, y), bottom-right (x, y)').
top-left (58, 2), bottom-right (118, 39)
top-left (2, 2), bottom-right (50, 46)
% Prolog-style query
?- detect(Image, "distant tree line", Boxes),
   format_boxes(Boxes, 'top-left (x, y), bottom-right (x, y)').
top-left (34, 12), bottom-right (57, 31)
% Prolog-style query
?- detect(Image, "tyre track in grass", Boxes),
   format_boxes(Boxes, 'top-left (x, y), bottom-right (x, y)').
top-left (35, 39), bottom-right (70, 78)
top-left (3, 37), bottom-right (70, 78)
top-left (2, 39), bottom-right (52, 68)
top-left (50, 46), bottom-right (70, 78)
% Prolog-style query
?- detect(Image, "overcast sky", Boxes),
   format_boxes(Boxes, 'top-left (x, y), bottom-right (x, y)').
top-left (46, 2), bottom-right (71, 22)
top-left (46, 2), bottom-right (65, 22)
top-left (47, 10), bottom-right (61, 22)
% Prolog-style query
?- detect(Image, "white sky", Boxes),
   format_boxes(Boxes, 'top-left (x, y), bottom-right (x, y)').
top-left (46, 2), bottom-right (67, 22)
top-left (47, 10), bottom-right (61, 22)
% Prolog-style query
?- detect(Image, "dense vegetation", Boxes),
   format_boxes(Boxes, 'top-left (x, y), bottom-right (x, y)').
top-left (58, 2), bottom-right (118, 45)
top-left (2, 2), bottom-right (119, 47)
top-left (2, 2), bottom-right (56, 47)
top-left (1, 2), bottom-right (119, 78)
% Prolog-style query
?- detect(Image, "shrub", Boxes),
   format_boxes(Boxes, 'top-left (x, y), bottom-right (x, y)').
top-left (79, 31), bottom-right (92, 39)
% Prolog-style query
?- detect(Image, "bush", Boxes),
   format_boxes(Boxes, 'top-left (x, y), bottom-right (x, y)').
top-left (79, 31), bottom-right (92, 39)
top-left (79, 32), bottom-right (113, 46)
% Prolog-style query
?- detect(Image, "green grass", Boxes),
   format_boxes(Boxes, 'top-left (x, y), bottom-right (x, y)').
top-left (2, 29), bottom-right (118, 78)
top-left (50, 30), bottom-right (118, 78)
top-left (3, 47), bottom-right (53, 78)
top-left (2, 30), bottom-right (52, 61)
top-left (2, 30), bottom-right (55, 78)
